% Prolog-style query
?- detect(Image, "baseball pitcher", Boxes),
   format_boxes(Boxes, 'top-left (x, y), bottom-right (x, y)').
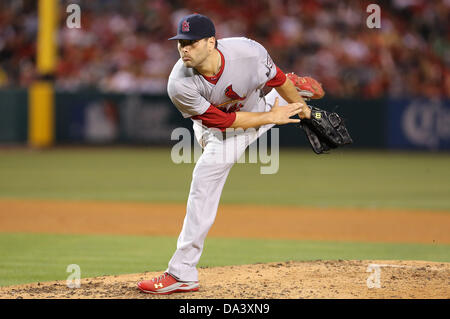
top-left (138, 13), bottom-right (351, 295)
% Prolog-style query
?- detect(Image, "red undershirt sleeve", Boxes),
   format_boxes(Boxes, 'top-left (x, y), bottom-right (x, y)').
top-left (191, 105), bottom-right (237, 132)
top-left (266, 66), bottom-right (287, 87)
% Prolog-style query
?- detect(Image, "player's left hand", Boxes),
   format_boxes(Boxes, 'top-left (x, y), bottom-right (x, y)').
top-left (269, 97), bottom-right (303, 124)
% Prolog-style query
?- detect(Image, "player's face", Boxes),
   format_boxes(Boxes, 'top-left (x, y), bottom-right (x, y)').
top-left (177, 39), bottom-right (210, 68)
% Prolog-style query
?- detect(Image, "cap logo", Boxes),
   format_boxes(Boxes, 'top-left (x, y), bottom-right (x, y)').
top-left (182, 20), bottom-right (190, 32)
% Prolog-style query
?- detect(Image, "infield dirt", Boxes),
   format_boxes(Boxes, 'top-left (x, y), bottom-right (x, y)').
top-left (0, 260), bottom-right (449, 299)
top-left (0, 199), bottom-right (449, 299)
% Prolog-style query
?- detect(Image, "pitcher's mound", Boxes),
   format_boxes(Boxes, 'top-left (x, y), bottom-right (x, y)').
top-left (1, 260), bottom-right (449, 299)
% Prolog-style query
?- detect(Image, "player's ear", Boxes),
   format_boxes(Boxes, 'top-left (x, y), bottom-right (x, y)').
top-left (207, 37), bottom-right (215, 50)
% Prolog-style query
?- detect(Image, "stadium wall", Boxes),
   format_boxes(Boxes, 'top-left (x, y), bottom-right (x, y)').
top-left (0, 89), bottom-right (449, 150)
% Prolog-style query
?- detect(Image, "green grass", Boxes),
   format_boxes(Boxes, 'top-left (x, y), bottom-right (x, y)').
top-left (1, 149), bottom-right (448, 287)
top-left (0, 148), bottom-right (449, 210)
top-left (0, 232), bottom-right (449, 287)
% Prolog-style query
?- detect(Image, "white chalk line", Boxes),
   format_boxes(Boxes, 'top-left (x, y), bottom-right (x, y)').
top-left (367, 263), bottom-right (446, 272)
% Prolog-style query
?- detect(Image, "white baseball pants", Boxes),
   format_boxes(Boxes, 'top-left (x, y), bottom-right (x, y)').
top-left (166, 90), bottom-right (286, 282)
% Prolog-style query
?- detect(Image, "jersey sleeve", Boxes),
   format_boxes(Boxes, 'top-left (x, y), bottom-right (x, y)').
top-left (167, 78), bottom-right (211, 119)
top-left (252, 40), bottom-right (279, 87)
top-left (266, 66), bottom-right (287, 87)
top-left (192, 105), bottom-right (236, 132)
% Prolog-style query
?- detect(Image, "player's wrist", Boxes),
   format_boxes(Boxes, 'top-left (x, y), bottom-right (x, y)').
top-left (304, 106), bottom-right (312, 119)
top-left (264, 111), bottom-right (275, 125)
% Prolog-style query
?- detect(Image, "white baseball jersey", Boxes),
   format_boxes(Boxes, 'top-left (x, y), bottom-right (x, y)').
top-left (167, 37), bottom-right (278, 121)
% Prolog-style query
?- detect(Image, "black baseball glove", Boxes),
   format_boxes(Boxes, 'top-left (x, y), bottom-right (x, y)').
top-left (300, 106), bottom-right (353, 154)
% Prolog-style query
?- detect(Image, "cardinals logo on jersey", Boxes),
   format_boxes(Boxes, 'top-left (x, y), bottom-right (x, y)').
top-left (224, 85), bottom-right (245, 101)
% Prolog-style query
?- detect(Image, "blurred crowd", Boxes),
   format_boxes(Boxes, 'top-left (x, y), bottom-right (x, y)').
top-left (0, 0), bottom-right (449, 98)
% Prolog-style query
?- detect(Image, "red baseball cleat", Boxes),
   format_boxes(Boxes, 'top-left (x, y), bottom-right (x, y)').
top-left (286, 73), bottom-right (325, 99)
top-left (137, 272), bottom-right (199, 295)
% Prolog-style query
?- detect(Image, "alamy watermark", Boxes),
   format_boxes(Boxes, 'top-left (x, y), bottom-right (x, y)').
top-left (170, 126), bottom-right (280, 175)
top-left (66, 4), bottom-right (81, 29)
top-left (366, 4), bottom-right (381, 29)
top-left (366, 264), bottom-right (381, 289)
top-left (66, 264), bottom-right (81, 288)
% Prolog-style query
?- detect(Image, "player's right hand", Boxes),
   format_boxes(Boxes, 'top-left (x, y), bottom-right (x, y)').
top-left (269, 97), bottom-right (302, 125)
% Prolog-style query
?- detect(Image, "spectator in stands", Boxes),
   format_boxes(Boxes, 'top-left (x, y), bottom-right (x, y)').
top-left (0, 0), bottom-right (448, 98)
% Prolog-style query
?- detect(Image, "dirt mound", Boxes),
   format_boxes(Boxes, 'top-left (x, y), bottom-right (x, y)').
top-left (1, 260), bottom-right (449, 299)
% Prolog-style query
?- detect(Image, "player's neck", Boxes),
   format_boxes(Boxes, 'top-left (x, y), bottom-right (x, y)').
top-left (195, 49), bottom-right (221, 77)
